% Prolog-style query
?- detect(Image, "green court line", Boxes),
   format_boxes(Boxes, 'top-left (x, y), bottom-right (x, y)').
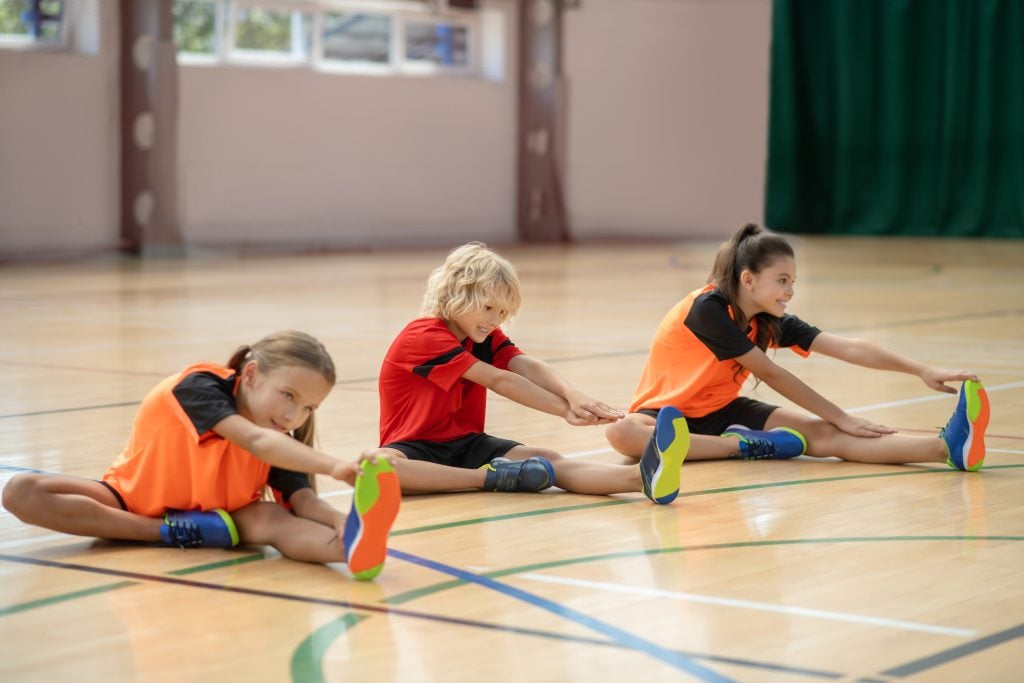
top-left (166, 552), bottom-right (267, 575)
top-left (389, 463), bottom-right (1023, 539)
top-left (0, 580), bottom-right (138, 616)
top-left (3, 464), bottom-right (1021, 681)
top-left (390, 499), bottom-right (633, 536)
top-left (10, 464), bottom-right (1020, 590)
top-left (383, 535), bottom-right (1024, 606)
top-left (290, 613), bottom-right (368, 683)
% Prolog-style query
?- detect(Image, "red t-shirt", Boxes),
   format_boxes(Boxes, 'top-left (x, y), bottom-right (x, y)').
top-left (378, 317), bottom-right (524, 445)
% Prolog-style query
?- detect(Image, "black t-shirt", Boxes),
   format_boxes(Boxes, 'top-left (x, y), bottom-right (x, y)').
top-left (684, 289), bottom-right (821, 360)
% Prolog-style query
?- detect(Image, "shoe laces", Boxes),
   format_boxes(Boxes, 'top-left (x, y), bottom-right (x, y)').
top-left (739, 438), bottom-right (776, 460)
top-left (165, 519), bottom-right (203, 548)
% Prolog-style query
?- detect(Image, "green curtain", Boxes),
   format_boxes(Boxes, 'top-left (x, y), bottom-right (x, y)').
top-left (765, 0), bottom-right (1024, 237)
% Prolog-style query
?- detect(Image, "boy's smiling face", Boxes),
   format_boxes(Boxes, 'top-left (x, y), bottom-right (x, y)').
top-left (446, 299), bottom-right (508, 343)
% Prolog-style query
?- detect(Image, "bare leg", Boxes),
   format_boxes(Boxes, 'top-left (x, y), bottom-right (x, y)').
top-left (605, 413), bottom-right (742, 461)
top-left (1, 473), bottom-right (162, 541)
top-left (230, 501), bottom-right (348, 563)
top-left (383, 448), bottom-right (487, 494)
top-left (504, 445), bottom-right (642, 495)
top-left (765, 408), bottom-right (947, 464)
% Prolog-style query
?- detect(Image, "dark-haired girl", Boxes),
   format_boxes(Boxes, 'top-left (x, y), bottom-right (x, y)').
top-left (606, 224), bottom-right (989, 472)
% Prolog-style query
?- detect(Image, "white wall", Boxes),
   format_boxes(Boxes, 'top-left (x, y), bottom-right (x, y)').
top-left (178, 63), bottom-right (518, 249)
top-left (0, 0), bottom-right (772, 258)
top-left (564, 0), bottom-right (772, 239)
top-left (0, 1), bottom-right (120, 257)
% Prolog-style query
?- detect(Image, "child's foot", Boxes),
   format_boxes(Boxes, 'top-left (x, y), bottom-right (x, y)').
top-left (941, 379), bottom-right (989, 472)
top-left (343, 458), bottom-right (402, 580)
top-left (721, 425), bottom-right (807, 459)
top-left (159, 509), bottom-right (239, 548)
top-left (481, 456), bottom-right (555, 492)
top-left (639, 406), bottom-right (689, 504)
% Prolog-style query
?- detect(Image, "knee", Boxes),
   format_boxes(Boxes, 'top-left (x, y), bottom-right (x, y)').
top-left (605, 420), bottom-right (644, 459)
top-left (2, 474), bottom-right (41, 519)
top-left (800, 421), bottom-right (842, 454)
top-left (531, 448), bottom-right (562, 463)
top-left (232, 501), bottom-right (287, 544)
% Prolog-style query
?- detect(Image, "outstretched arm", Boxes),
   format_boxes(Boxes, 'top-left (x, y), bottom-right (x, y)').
top-left (213, 414), bottom-right (359, 482)
top-left (506, 355), bottom-right (623, 425)
top-left (463, 359), bottom-right (585, 423)
top-left (810, 333), bottom-right (979, 394)
top-left (736, 346), bottom-right (895, 437)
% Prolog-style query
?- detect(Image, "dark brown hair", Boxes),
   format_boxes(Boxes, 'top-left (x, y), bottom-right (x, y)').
top-left (708, 223), bottom-right (795, 351)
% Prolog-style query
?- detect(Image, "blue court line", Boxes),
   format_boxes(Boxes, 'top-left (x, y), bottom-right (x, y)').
top-left (0, 464), bottom-right (46, 474)
top-left (0, 551), bottom-right (661, 644)
top-left (880, 622), bottom-right (1024, 677)
top-left (387, 547), bottom-right (734, 682)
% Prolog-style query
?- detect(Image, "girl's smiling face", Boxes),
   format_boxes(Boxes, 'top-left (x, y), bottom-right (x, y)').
top-left (237, 363), bottom-right (332, 434)
top-left (739, 255), bottom-right (796, 318)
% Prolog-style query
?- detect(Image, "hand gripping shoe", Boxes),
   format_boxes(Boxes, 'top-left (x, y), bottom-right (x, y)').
top-left (941, 379), bottom-right (989, 472)
top-left (343, 457), bottom-right (402, 580)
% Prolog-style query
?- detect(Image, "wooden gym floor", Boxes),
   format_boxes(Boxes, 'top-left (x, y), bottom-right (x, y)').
top-left (0, 237), bottom-right (1021, 682)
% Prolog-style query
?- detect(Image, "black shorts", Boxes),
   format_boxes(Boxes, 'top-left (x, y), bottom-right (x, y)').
top-left (383, 433), bottom-right (521, 470)
top-left (98, 480), bottom-right (129, 511)
top-left (636, 397), bottom-right (778, 436)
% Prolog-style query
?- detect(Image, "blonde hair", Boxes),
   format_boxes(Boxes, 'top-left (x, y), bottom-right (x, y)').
top-left (227, 330), bottom-right (336, 450)
top-left (420, 242), bottom-right (523, 323)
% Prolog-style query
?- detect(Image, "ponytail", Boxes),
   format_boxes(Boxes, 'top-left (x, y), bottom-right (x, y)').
top-left (227, 344), bottom-right (253, 373)
top-left (708, 223), bottom-right (795, 352)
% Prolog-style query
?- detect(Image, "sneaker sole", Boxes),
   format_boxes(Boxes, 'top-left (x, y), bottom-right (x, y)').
top-left (650, 407), bottom-right (689, 504)
top-left (344, 459), bottom-right (401, 580)
top-left (963, 380), bottom-right (989, 471)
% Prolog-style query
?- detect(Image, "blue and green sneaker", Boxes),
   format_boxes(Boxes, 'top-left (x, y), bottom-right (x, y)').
top-left (722, 425), bottom-right (807, 460)
top-left (639, 406), bottom-right (689, 504)
top-left (159, 508), bottom-right (239, 548)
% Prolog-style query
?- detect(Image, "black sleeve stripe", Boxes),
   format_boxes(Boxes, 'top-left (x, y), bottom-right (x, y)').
top-left (171, 371), bottom-right (238, 435)
top-left (413, 346), bottom-right (465, 377)
top-left (494, 339), bottom-right (514, 353)
top-left (267, 466), bottom-right (313, 503)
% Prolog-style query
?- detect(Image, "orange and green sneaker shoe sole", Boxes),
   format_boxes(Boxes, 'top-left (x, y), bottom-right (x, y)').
top-left (343, 458), bottom-right (401, 580)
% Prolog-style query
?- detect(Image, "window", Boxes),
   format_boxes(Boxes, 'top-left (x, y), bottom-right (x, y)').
top-left (0, 0), bottom-right (65, 47)
top-left (233, 6), bottom-right (312, 62)
top-left (322, 11), bottom-right (391, 66)
top-left (404, 21), bottom-right (469, 68)
top-left (173, 0), bottom-right (218, 57)
top-left (172, 0), bottom-right (482, 76)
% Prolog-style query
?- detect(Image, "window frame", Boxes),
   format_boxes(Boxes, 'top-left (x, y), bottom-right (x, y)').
top-left (172, 0), bottom-right (482, 77)
top-left (0, 0), bottom-right (69, 52)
